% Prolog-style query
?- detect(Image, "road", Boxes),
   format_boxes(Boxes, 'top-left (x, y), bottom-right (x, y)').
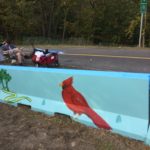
top-left (57, 47), bottom-right (150, 73)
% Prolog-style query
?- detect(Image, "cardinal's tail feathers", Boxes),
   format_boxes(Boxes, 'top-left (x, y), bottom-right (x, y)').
top-left (85, 108), bottom-right (111, 130)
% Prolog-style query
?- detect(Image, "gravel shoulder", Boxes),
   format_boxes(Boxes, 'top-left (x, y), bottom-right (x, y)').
top-left (0, 103), bottom-right (150, 150)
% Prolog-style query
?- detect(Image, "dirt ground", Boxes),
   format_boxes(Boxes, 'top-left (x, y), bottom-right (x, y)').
top-left (0, 103), bottom-right (150, 150)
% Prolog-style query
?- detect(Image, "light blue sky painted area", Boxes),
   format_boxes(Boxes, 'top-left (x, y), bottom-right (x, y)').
top-left (0, 65), bottom-right (149, 120)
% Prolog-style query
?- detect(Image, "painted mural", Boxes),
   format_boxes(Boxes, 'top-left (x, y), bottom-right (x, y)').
top-left (60, 77), bottom-right (111, 130)
top-left (0, 66), bottom-right (149, 145)
top-left (0, 69), bottom-right (32, 104)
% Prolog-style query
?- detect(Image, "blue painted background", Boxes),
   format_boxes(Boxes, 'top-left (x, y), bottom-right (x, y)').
top-left (0, 65), bottom-right (149, 145)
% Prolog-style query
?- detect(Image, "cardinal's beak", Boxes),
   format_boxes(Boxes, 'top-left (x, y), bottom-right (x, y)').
top-left (59, 83), bottom-right (63, 87)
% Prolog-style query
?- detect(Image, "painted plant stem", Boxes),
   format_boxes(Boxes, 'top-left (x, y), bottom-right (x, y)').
top-left (2, 89), bottom-right (32, 103)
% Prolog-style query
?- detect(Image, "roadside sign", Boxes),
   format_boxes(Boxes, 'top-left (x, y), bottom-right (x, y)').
top-left (141, 0), bottom-right (147, 3)
top-left (140, 3), bottom-right (147, 13)
top-left (140, 0), bottom-right (147, 14)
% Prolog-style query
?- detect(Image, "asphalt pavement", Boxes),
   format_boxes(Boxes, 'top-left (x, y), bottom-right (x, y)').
top-left (58, 46), bottom-right (150, 73)
top-left (23, 46), bottom-right (150, 73)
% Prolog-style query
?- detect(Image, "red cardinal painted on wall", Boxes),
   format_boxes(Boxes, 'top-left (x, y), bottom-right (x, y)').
top-left (60, 77), bottom-right (111, 130)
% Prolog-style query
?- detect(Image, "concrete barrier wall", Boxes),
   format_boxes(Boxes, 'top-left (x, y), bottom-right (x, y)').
top-left (0, 65), bottom-right (149, 145)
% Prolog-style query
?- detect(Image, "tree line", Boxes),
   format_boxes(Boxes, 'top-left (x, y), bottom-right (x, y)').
top-left (0, 0), bottom-right (149, 46)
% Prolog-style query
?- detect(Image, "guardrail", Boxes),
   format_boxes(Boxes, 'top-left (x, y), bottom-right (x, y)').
top-left (0, 65), bottom-right (149, 145)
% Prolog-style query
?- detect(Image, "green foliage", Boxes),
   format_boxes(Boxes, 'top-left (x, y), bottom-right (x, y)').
top-left (0, 0), bottom-right (147, 46)
top-left (0, 69), bottom-right (11, 91)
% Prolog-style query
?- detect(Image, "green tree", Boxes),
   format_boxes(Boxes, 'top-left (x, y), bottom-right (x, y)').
top-left (4, 73), bottom-right (12, 91)
top-left (0, 69), bottom-right (6, 89)
top-left (0, 0), bottom-right (147, 46)
top-left (0, 69), bottom-right (11, 90)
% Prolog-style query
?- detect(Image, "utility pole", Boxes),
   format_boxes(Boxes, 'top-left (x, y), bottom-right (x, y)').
top-left (139, 0), bottom-right (147, 47)
top-left (139, 13), bottom-right (144, 47)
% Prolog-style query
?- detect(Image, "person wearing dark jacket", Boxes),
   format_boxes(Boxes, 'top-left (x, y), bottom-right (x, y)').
top-left (1, 40), bottom-right (23, 65)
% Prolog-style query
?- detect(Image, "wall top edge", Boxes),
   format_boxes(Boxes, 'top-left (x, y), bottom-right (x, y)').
top-left (0, 65), bottom-right (149, 79)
